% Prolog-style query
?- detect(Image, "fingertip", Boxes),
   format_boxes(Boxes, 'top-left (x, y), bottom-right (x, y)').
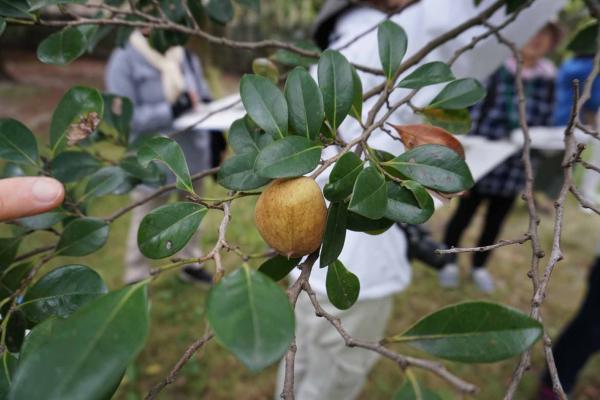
top-left (31, 177), bottom-right (65, 206)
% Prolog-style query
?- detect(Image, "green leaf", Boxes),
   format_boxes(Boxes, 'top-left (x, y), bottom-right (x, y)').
top-left (119, 155), bottom-right (165, 185)
top-left (17, 211), bottom-right (66, 230)
top-left (28, 0), bottom-right (87, 10)
top-left (100, 93), bottom-right (133, 144)
top-left (350, 68), bottom-right (363, 120)
top-left (50, 151), bottom-right (101, 183)
top-left (388, 301), bottom-right (543, 363)
top-left (22, 264), bottom-right (108, 323)
top-left (0, 354), bottom-right (17, 399)
top-left (506, 0), bottom-right (526, 13)
top-left (384, 181), bottom-right (434, 225)
top-left (0, 0), bottom-right (32, 19)
top-left (568, 22), bottom-right (598, 54)
top-left (348, 166), bottom-right (387, 219)
top-left (9, 284), bottom-right (149, 400)
top-left (138, 136), bottom-right (193, 193)
top-left (82, 166), bottom-right (127, 199)
top-left (421, 107), bottom-right (471, 134)
top-left (37, 28), bottom-right (87, 66)
top-left (217, 151), bottom-right (271, 190)
top-left (228, 117), bottom-right (272, 154)
top-left (323, 152), bottom-right (363, 202)
top-left (318, 50), bottom-right (354, 133)
top-left (346, 211), bottom-right (394, 234)
top-left (271, 41), bottom-right (319, 67)
top-left (206, 0), bottom-right (233, 23)
top-left (0, 118), bottom-right (39, 166)
top-left (393, 379), bottom-right (443, 400)
top-left (50, 86), bottom-right (104, 153)
top-left (384, 144), bottom-right (474, 193)
top-left (284, 67), bottom-right (324, 141)
top-left (326, 260), bottom-right (359, 310)
top-left (5, 310), bottom-right (26, 353)
top-left (255, 136), bottom-right (322, 179)
top-left (0, 17), bottom-right (5, 36)
top-left (320, 202), bottom-right (347, 268)
top-left (0, 237), bottom-right (20, 271)
top-left (258, 255), bottom-right (301, 281)
top-left (207, 266), bottom-right (294, 371)
top-left (137, 202), bottom-right (207, 259)
top-left (56, 218), bottom-right (109, 257)
top-left (398, 62), bottom-right (455, 89)
top-left (429, 78), bottom-right (486, 110)
top-left (377, 20), bottom-right (408, 81)
top-left (252, 58), bottom-right (279, 83)
top-left (240, 74), bottom-right (288, 140)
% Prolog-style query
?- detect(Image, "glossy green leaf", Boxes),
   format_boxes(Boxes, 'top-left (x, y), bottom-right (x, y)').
top-left (326, 260), bottom-right (359, 310)
top-left (56, 218), bottom-right (109, 257)
top-left (138, 202), bottom-right (206, 259)
top-left (0, 354), bottom-right (17, 399)
top-left (0, 118), bottom-right (39, 166)
top-left (258, 255), bottom-right (301, 282)
top-left (384, 181), bottom-right (434, 225)
top-left (421, 107), bottom-right (472, 134)
top-left (398, 62), bottom-right (455, 89)
top-left (100, 93), bottom-right (133, 144)
top-left (50, 86), bottom-right (104, 153)
top-left (206, 0), bottom-right (233, 23)
top-left (255, 136), bottom-right (321, 178)
top-left (37, 28), bottom-right (87, 66)
top-left (429, 78), bottom-right (486, 110)
top-left (138, 136), bottom-right (193, 193)
top-left (346, 211), bottom-right (394, 234)
top-left (388, 301), bottom-right (543, 363)
top-left (393, 379), bottom-right (443, 400)
top-left (318, 50), bottom-right (354, 133)
top-left (82, 166), bottom-right (127, 199)
top-left (217, 151), bottom-right (271, 190)
top-left (9, 283), bottom-right (149, 400)
top-left (22, 264), bottom-right (108, 323)
top-left (17, 211), bottom-right (66, 230)
top-left (252, 58), bottom-right (279, 83)
top-left (320, 202), bottom-right (347, 268)
top-left (0, 0), bottom-right (32, 19)
top-left (119, 155), bottom-right (165, 185)
top-left (5, 310), bottom-right (26, 353)
top-left (0, 237), bottom-right (20, 271)
top-left (384, 144), bottom-right (474, 193)
top-left (50, 151), bottom-right (101, 183)
top-left (284, 67), bottom-right (324, 141)
top-left (378, 20), bottom-right (408, 81)
top-left (240, 74), bottom-right (288, 140)
top-left (323, 152), bottom-right (363, 202)
top-left (207, 266), bottom-right (294, 371)
top-left (350, 68), bottom-right (363, 120)
top-left (228, 117), bottom-right (271, 154)
top-left (348, 166), bottom-right (387, 219)
top-left (271, 41), bottom-right (319, 67)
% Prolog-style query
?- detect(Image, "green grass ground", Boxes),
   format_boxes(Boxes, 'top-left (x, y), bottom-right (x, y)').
top-left (1, 52), bottom-right (599, 400)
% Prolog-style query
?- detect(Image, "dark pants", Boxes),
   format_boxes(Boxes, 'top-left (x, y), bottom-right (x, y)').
top-left (542, 257), bottom-right (600, 394)
top-left (443, 190), bottom-right (516, 268)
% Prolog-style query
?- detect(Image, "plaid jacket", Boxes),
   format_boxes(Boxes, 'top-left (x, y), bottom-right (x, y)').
top-left (469, 58), bottom-right (555, 197)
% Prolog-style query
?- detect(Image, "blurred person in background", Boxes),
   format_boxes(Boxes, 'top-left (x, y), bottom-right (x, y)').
top-left (274, 1), bottom-right (565, 399)
top-left (439, 23), bottom-right (561, 293)
top-left (105, 29), bottom-right (223, 285)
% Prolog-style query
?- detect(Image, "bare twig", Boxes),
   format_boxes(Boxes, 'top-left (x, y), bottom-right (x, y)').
top-left (436, 234), bottom-right (531, 254)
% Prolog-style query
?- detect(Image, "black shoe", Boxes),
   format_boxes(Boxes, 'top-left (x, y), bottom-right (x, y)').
top-left (179, 265), bottom-right (213, 287)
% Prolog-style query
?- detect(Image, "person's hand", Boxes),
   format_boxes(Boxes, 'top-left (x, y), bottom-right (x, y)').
top-left (0, 177), bottom-right (65, 221)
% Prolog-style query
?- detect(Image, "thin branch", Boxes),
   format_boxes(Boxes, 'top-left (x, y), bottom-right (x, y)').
top-left (436, 234), bottom-right (531, 254)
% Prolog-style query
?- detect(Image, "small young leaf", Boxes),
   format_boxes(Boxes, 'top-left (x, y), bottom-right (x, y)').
top-left (398, 62), bottom-right (455, 89)
top-left (320, 202), bottom-right (347, 268)
top-left (318, 50), bottom-right (354, 134)
top-left (240, 74), bottom-right (288, 140)
top-left (137, 202), bottom-right (207, 260)
top-left (284, 67), bottom-right (324, 141)
top-left (384, 181), bottom-right (434, 225)
top-left (56, 218), bottom-right (109, 257)
top-left (388, 301), bottom-right (543, 363)
top-left (384, 144), bottom-right (474, 193)
top-left (326, 260), bottom-right (359, 310)
top-left (37, 27), bottom-right (87, 66)
top-left (22, 264), bottom-right (108, 323)
top-left (207, 266), bottom-right (294, 371)
top-left (348, 166), bottom-right (387, 219)
top-left (50, 151), bottom-right (101, 183)
top-left (255, 136), bottom-right (322, 179)
top-left (0, 118), bottom-right (39, 166)
top-left (258, 255), bottom-right (301, 281)
top-left (323, 152), bottom-right (363, 202)
top-left (271, 41), bottom-right (319, 67)
top-left (377, 20), bottom-right (408, 81)
top-left (350, 68), bottom-right (363, 121)
top-left (217, 151), bottom-right (271, 190)
top-left (429, 78), bottom-right (486, 110)
top-left (138, 136), bottom-right (194, 193)
top-left (421, 107), bottom-right (472, 134)
top-left (252, 58), bottom-right (279, 83)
